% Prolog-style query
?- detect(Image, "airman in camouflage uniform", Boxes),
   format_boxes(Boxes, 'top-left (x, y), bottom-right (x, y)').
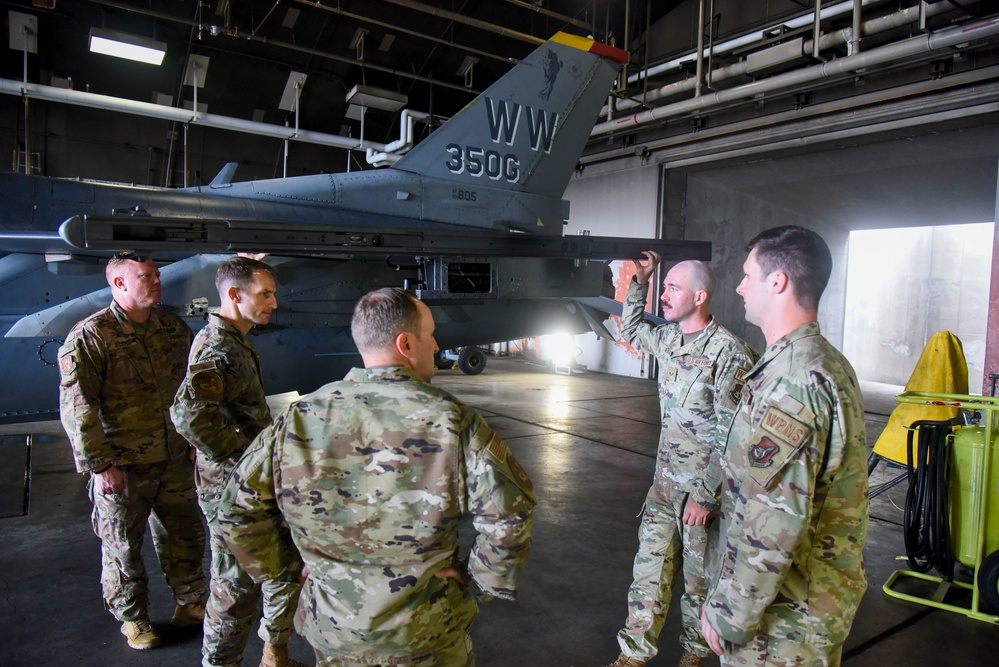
top-left (608, 255), bottom-right (756, 667)
top-left (218, 287), bottom-right (536, 667)
top-left (171, 257), bottom-right (306, 667)
top-left (58, 253), bottom-right (206, 650)
top-left (700, 226), bottom-right (868, 666)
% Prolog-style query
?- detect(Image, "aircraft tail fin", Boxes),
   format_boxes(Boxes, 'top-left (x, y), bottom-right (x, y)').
top-left (209, 162), bottom-right (239, 187)
top-left (393, 32), bottom-right (627, 201)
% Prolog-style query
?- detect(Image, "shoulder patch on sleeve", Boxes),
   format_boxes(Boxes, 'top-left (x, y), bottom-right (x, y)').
top-left (746, 405), bottom-right (813, 490)
top-left (190, 359), bottom-right (220, 373)
top-left (749, 435), bottom-right (783, 469)
top-left (486, 432), bottom-right (534, 493)
top-left (487, 432), bottom-right (509, 463)
top-left (777, 394), bottom-right (804, 415)
top-left (734, 367), bottom-right (748, 382)
top-left (59, 352), bottom-right (77, 375)
top-left (759, 406), bottom-right (810, 448)
top-left (746, 433), bottom-right (794, 490)
top-left (190, 369), bottom-right (224, 400)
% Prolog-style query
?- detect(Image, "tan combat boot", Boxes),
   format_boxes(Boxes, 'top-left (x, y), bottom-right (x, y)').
top-left (678, 650), bottom-right (703, 667)
top-left (120, 618), bottom-right (161, 650)
top-left (605, 656), bottom-right (648, 667)
top-left (259, 642), bottom-right (311, 667)
top-left (171, 599), bottom-right (206, 627)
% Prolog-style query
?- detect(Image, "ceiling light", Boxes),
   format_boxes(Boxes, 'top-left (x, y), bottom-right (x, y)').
top-left (345, 85), bottom-right (407, 112)
top-left (89, 27), bottom-right (166, 66)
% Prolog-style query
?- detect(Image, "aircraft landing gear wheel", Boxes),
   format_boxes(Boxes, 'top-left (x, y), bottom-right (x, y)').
top-left (977, 550), bottom-right (999, 614)
top-left (458, 347), bottom-right (485, 375)
top-left (434, 351), bottom-right (450, 370)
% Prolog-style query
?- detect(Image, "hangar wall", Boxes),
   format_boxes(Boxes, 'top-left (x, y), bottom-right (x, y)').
top-left (678, 172), bottom-right (844, 356)
top-left (562, 164), bottom-right (660, 378)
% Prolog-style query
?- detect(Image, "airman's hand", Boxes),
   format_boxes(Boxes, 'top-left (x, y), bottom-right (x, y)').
top-left (434, 565), bottom-right (468, 585)
top-left (631, 250), bottom-right (661, 286)
top-left (700, 607), bottom-right (724, 656)
top-left (94, 465), bottom-right (125, 495)
top-left (683, 499), bottom-right (711, 526)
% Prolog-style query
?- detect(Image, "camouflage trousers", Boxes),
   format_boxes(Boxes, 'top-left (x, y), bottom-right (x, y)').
top-left (200, 494), bottom-right (301, 667)
top-left (314, 632), bottom-right (474, 667)
top-left (89, 453), bottom-right (206, 622)
top-left (721, 635), bottom-right (843, 667)
top-left (616, 489), bottom-right (711, 661)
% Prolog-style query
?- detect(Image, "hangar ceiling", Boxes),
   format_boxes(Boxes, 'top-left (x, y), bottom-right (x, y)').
top-left (3, 1), bottom-right (999, 228)
top-left (1, 0), bottom-right (680, 159)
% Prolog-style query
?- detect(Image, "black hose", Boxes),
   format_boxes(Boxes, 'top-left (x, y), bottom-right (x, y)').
top-left (902, 418), bottom-right (962, 579)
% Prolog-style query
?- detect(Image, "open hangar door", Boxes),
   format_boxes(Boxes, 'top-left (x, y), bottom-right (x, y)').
top-left (667, 119), bottom-right (999, 390)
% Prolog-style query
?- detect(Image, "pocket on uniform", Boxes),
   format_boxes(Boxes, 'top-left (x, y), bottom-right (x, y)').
top-left (91, 488), bottom-right (129, 545)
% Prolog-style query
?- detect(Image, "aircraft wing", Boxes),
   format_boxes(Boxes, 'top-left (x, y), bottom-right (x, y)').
top-left (59, 215), bottom-right (711, 262)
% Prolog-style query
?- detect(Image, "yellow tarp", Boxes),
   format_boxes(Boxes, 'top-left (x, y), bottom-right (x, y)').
top-left (872, 331), bottom-right (969, 464)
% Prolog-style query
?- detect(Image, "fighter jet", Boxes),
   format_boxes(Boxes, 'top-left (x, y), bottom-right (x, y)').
top-left (0, 32), bottom-right (708, 423)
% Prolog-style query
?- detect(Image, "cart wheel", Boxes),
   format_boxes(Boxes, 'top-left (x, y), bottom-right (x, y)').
top-left (978, 550), bottom-right (999, 614)
top-left (458, 347), bottom-right (485, 375)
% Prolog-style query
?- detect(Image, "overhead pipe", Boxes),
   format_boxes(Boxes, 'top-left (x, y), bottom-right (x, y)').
top-left (851, 0), bottom-right (863, 55)
top-left (288, 0), bottom-right (512, 66)
top-left (20, 21), bottom-right (31, 175)
top-left (814, 0), bottom-right (824, 61)
top-left (579, 64), bottom-right (999, 166)
top-left (623, 0), bottom-right (630, 89)
top-left (706, 0), bottom-right (717, 91)
top-left (0, 78), bottom-right (388, 153)
top-left (606, 0), bottom-right (970, 117)
top-left (630, 0), bottom-right (885, 85)
top-left (653, 76), bottom-right (999, 165)
top-left (87, 0), bottom-right (482, 94)
top-left (379, 0), bottom-right (545, 46)
top-left (500, 0), bottom-right (591, 31)
top-left (659, 102), bottom-right (999, 170)
top-left (365, 109), bottom-right (433, 167)
top-left (591, 14), bottom-right (999, 137)
top-left (695, 0), bottom-right (706, 97)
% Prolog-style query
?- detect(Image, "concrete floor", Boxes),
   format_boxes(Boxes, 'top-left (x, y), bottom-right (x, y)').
top-left (1, 357), bottom-right (997, 666)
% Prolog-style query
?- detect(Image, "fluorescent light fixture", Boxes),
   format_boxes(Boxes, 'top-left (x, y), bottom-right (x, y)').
top-left (89, 27), bottom-right (166, 66)
top-left (345, 85), bottom-right (407, 112)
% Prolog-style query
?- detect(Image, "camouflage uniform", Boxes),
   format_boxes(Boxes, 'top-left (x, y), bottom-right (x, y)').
top-left (171, 312), bottom-right (300, 667)
top-left (58, 300), bottom-right (206, 622)
top-left (616, 279), bottom-right (757, 661)
top-left (703, 322), bottom-right (868, 666)
top-left (217, 365), bottom-right (536, 666)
